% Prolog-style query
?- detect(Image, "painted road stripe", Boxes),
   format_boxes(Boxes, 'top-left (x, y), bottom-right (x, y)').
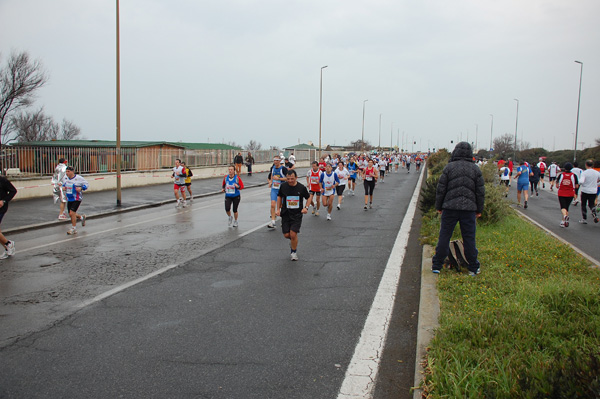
top-left (337, 168), bottom-right (425, 398)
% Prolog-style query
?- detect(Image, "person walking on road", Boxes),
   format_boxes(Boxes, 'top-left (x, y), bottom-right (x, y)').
top-left (172, 159), bottom-right (188, 208)
top-left (431, 142), bottom-right (485, 276)
top-left (181, 162), bottom-right (193, 202)
top-left (556, 162), bottom-right (578, 228)
top-left (276, 170), bottom-right (314, 261)
top-left (306, 161), bottom-right (322, 216)
top-left (63, 166), bottom-right (89, 235)
top-left (548, 161), bottom-right (560, 191)
top-left (0, 176), bottom-right (17, 259)
top-left (245, 152), bottom-right (255, 176)
top-left (267, 156), bottom-right (288, 229)
top-left (234, 152), bottom-right (244, 176)
top-left (222, 165), bottom-right (244, 227)
top-left (529, 162), bottom-right (541, 197)
top-left (578, 160), bottom-right (599, 224)
top-left (514, 160), bottom-right (532, 208)
top-left (52, 158), bottom-right (69, 220)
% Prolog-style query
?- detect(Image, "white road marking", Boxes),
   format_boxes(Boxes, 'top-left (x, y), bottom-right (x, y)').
top-left (18, 190), bottom-right (266, 254)
top-left (337, 169), bottom-right (425, 398)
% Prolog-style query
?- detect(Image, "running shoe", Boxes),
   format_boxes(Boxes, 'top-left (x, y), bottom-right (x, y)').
top-left (315, 211), bottom-right (320, 216)
top-left (175, 200), bottom-right (181, 208)
top-left (228, 215), bottom-right (233, 226)
top-left (364, 205), bottom-right (368, 210)
top-left (524, 201), bottom-right (528, 209)
top-left (560, 221), bottom-right (565, 228)
top-left (579, 219), bottom-right (588, 224)
top-left (327, 214), bottom-right (331, 221)
top-left (337, 204), bottom-right (341, 210)
top-left (267, 221), bottom-right (275, 229)
top-left (573, 200), bottom-right (579, 206)
top-left (290, 252), bottom-right (298, 261)
top-left (233, 220), bottom-right (238, 227)
top-left (312, 207), bottom-right (315, 215)
top-left (6, 241), bottom-right (15, 256)
top-left (468, 268), bottom-right (481, 276)
top-left (67, 227), bottom-right (77, 235)
top-left (0, 251), bottom-right (7, 260)
top-left (593, 210), bottom-right (599, 223)
top-left (432, 269), bottom-right (441, 274)
top-left (81, 214), bottom-right (86, 226)
top-left (369, 203), bottom-right (372, 209)
top-left (564, 216), bottom-right (569, 227)
top-left (536, 191), bottom-right (539, 196)
top-left (182, 200), bottom-right (188, 208)
top-left (58, 214), bottom-right (68, 220)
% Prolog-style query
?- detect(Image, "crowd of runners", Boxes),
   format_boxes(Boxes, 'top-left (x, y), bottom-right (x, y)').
top-left (495, 157), bottom-right (600, 228)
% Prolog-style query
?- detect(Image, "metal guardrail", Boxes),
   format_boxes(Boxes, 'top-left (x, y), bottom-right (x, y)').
top-left (1, 146), bottom-right (315, 176)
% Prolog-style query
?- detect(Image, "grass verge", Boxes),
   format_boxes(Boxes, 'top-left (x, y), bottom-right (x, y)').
top-left (421, 211), bottom-right (600, 398)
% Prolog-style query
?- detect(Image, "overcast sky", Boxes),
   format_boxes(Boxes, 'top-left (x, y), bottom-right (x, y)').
top-left (1, 0), bottom-right (598, 152)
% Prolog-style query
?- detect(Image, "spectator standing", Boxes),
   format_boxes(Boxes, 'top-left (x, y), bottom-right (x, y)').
top-left (0, 176), bottom-right (17, 259)
top-left (431, 142), bottom-right (485, 276)
top-left (234, 152), bottom-right (244, 176)
top-left (245, 152), bottom-right (255, 176)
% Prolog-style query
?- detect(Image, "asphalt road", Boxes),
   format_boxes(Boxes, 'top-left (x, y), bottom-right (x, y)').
top-left (507, 179), bottom-right (600, 265)
top-left (0, 168), bottom-right (424, 399)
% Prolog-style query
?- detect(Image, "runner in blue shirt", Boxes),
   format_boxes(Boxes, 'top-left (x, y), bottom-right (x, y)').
top-left (514, 160), bottom-right (532, 208)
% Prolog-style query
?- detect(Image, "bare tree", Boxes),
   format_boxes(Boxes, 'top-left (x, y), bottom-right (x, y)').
top-left (0, 51), bottom-right (48, 147)
top-left (246, 140), bottom-right (262, 151)
top-left (10, 108), bottom-right (82, 142)
top-left (349, 139), bottom-right (372, 152)
top-left (493, 133), bottom-right (515, 158)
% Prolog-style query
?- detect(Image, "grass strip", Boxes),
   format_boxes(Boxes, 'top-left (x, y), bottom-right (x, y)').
top-left (421, 211), bottom-right (600, 398)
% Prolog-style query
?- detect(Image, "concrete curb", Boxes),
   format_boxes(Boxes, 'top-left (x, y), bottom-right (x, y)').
top-left (4, 182), bottom-right (269, 235)
top-left (412, 244), bottom-right (440, 399)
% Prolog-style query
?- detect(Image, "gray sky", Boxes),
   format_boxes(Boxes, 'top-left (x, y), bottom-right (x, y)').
top-left (1, 0), bottom-right (598, 152)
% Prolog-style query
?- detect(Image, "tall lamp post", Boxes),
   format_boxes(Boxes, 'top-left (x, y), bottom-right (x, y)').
top-left (489, 114), bottom-right (494, 151)
top-left (574, 60), bottom-right (583, 161)
top-left (513, 99), bottom-right (519, 161)
top-left (116, 0), bottom-right (122, 206)
top-left (361, 99), bottom-right (368, 152)
top-left (318, 65), bottom-right (328, 160)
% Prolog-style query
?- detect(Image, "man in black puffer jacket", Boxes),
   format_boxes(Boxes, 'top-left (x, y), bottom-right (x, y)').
top-left (432, 142), bottom-right (485, 275)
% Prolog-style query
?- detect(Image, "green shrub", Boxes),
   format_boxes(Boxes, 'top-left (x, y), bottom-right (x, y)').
top-left (479, 183), bottom-right (513, 225)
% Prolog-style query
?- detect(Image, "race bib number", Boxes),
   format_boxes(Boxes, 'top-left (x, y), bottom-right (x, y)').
top-left (366, 176), bottom-right (373, 181)
top-left (310, 176), bottom-right (319, 185)
top-left (286, 196), bottom-right (300, 209)
top-left (273, 179), bottom-right (281, 189)
top-left (226, 184), bottom-right (235, 194)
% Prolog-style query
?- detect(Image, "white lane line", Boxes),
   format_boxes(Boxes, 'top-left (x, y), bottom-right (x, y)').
top-left (19, 190), bottom-right (267, 254)
top-left (337, 169), bottom-right (425, 398)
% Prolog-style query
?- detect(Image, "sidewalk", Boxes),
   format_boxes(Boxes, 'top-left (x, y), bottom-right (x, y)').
top-left (2, 171), bottom-right (282, 235)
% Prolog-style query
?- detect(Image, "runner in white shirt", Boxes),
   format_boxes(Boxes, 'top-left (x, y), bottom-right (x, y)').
top-left (334, 162), bottom-right (350, 210)
top-left (571, 162), bottom-right (584, 205)
top-left (578, 160), bottom-right (600, 224)
top-left (377, 158), bottom-right (387, 182)
top-left (548, 161), bottom-right (560, 191)
top-left (319, 163), bottom-right (339, 221)
top-left (499, 166), bottom-right (511, 197)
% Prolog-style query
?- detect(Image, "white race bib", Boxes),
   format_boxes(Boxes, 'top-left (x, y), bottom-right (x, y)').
top-left (286, 196), bottom-right (300, 209)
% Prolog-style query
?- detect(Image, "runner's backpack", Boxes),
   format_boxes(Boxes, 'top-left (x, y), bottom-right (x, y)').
top-left (445, 240), bottom-right (469, 272)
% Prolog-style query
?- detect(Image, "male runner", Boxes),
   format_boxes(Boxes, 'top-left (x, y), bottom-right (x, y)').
top-left (378, 157), bottom-right (387, 182)
top-left (347, 157), bottom-right (358, 195)
top-left (578, 160), bottom-right (600, 224)
top-left (172, 159), bottom-right (188, 208)
top-left (181, 162), bottom-right (193, 202)
top-left (320, 163), bottom-right (339, 221)
top-left (571, 162), bottom-right (583, 205)
top-left (267, 156), bottom-right (288, 228)
top-left (276, 170), bottom-right (313, 261)
top-left (0, 176), bottom-right (17, 259)
top-left (514, 160), bottom-right (532, 208)
top-left (548, 161), bottom-right (560, 191)
top-left (306, 161), bottom-right (322, 216)
top-left (537, 158), bottom-right (547, 188)
top-left (499, 164), bottom-right (511, 197)
top-left (63, 166), bottom-right (89, 235)
top-left (335, 161), bottom-right (349, 210)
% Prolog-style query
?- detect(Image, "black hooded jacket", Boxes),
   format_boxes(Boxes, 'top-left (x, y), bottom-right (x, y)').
top-left (435, 142), bottom-right (485, 213)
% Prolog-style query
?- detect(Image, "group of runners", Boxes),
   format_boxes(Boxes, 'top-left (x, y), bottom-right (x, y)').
top-left (497, 157), bottom-right (600, 227)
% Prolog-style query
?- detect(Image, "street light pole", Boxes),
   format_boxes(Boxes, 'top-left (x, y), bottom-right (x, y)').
top-left (489, 114), bottom-right (494, 151)
top-left (361, 99), bottom-right (368, 152)
top-left (318, 65), bottom-right (328, 160)
top-left (116, 0), bottom-right (122, 207)
top-left (513, 99), bottom-right (519, 161)
top-left (574, 60), bottom-right (583, 162)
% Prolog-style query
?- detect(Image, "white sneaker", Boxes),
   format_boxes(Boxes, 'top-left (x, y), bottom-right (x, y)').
top-left (175, 200), bottom-right (182, 208)
top-left (228, 215), bottom-right (233, 226)
top-left (311, 207), bottom-right (315, 215)
top-left (337, 204), bottom-right (341, 210)
top-left (0, 251), bottom-right (8, 260)
top-left (327, 214), bottom-right (332, 221)
top-left (6, 241), bottom-right (15, 256)
top-left (80, 214), bottom-right (86, 226)
top-left (267, 221), bottom-right (275, 229)
top-left (290, 252), bottom-right (298, 261)
top-left (67, 227), bottom-right (77, 235)
top-left (58, 214), bottom-right (68, 220)
top-left (182, 200), bottom-right (188, 207)
top-left (233, 220), bottom-right (238, 227)
top-left (315, 211), bottom-right (320, 216)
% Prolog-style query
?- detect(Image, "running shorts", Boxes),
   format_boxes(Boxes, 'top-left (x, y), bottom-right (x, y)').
top-left (185, 182), bottom-right (192, 187)
top-left (270, 189), bottom-right (279, 201)
top-left (379, 170), bottom-right (385, 177)
top-left (549, 176), bottom-right (556, 182)
top-left (67, 200), bottom-right (82, 213)
top-left (517, 182), bottom-right (529, 192)
top-left (281, 213), bottom-right (303, 234)
top-left (174, 184), bottom-right (186, 192)
top-left (336, 185), bottom-right (346, 196)
top-left (0, 212), bottom-right (5, 224)
top-left (501, 180), bottom-right (509, 186)
top-left (225, 195), bottom-right (241, 213)
top-left (364, 180), bottom-right (375, 196)
top-left (558, 196), bottom-right (573, 211)
top-left (309, 190), bottom-right (321, 196)
top-left (349, 177), bottom-right (356, 182)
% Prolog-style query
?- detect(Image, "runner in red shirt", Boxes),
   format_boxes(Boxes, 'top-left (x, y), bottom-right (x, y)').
top-left (556, 162), bottom-right (579, 228)
top-left (306, 161), bottom-right (323, 216)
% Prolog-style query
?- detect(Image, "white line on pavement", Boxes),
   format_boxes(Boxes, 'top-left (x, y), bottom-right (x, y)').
top-left (337, 168), bottom-right (426, 399)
